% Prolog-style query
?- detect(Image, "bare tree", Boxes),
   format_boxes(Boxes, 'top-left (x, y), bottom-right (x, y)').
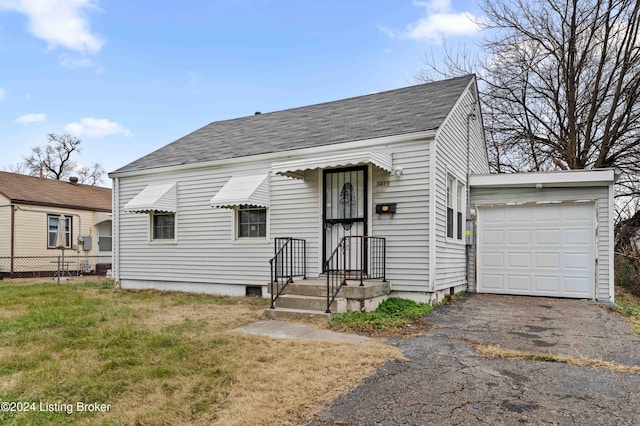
top-left (418, 0), bottom-right (640, 197)
top-left (12, 133), bottom-right (106, 185)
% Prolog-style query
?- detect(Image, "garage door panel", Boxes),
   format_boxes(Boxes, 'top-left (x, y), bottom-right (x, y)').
top-left (508, 252), bottom-right (530, 268)
top-left (478, 203), bottom-right (594, 299)
top-left (482, 252), bottom-right (504, 267)
top-left (566, 253), bottom-right (591, 269)
top-left (565, 228), bottom-right (592, 245)
top-left (506, 275), bottom-right (530, 291)
top-left (507, 208), bottom-right (531, 223)
top-left (481, 274), bottom-right (504, 290)
top-left (536, 229), bottom-right (560, 245)
top-left (483, 208), bottom-right (505, 223)
top-left (483, 230), bottom-right (504, 245)
top-left (564, 277), bottom-right (591, 296)
top-left (534, 276), bottom-right (560, 292)
top-left (535, 253), bottom-right (560, 268)
top-left (508, 230), bottom-right (531, 245)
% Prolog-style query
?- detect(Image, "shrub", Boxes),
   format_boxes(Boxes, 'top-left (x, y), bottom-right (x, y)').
top-left (615, 256), bottom-right (640, 298)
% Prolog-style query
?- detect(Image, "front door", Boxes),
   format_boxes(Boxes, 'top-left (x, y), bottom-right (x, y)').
top-left (323, 166), bottom-right (367, 270)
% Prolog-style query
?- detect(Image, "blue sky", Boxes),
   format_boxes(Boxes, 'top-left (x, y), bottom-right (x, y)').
top-left (0, 0), bottom-right (482, 184)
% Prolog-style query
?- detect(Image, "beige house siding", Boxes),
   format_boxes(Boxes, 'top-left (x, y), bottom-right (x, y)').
top-left (0, 195), bottom-right (11, 257)
top-left (5, 205), bottom-right (106, 273)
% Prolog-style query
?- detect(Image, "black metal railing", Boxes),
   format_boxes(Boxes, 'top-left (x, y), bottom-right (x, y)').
top-left (324, 235), bottom-right (386, 313)
top-left (269, 237), bottom-right (306, 309)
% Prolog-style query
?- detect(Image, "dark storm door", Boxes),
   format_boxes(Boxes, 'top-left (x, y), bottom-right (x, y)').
top-left (323, 166), bottom-right (368, 271)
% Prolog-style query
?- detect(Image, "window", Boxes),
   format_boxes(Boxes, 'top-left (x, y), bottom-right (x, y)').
top-left (48, 215), bottom-right (72, 248)
top-left (446, 176), bottom-right (454, 238)
top-left (446, 175), bottom-right (464, 241)
top-left (238, 205), bottom-right (266, 238)
top-left (152, 212), bottom-right (175, 240)
top-left (457, 182), bottom-right (464, 240)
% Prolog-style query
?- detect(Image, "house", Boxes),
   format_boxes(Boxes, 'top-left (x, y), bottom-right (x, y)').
top-left (0, 171), bottom-right (113, 277)
top-left (109, 75), bottom-right (487, 309)
top-left (109, 74), bottom-right (617, 311)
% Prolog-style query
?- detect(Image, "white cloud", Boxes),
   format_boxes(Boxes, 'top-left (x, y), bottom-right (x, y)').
top-left (15, 113), bottom-right (46, 124)
top-left (60, 54), bottom-right (104, 72)
top-left (65, 117), bottom-right (131, 138)
top-left (0, 87), bottom-right (5, 101)
top-left (382, 0), bottom-right (482, 44)
top-left (0, 0), bottom-right (103, 54)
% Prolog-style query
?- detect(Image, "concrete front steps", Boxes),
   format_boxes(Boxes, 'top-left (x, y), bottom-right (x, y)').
top-left (264, 278), bottom-right (391, 320)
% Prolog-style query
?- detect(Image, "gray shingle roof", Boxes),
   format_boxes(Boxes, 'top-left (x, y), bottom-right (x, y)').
top-left (111, 75), bottom-right (475, 175)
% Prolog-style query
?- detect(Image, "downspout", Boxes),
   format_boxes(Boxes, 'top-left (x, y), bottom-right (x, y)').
top-left (113, 177), bottom-right (120, 286)
top-left (10, 205), bottom-right (15, 273)
top-left (428, 135), bottom-right (437, 292)
top-left (465, 109), bottom-right (477, 292)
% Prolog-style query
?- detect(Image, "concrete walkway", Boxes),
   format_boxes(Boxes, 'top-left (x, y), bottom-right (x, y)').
top-left (234, 320), bottom-right (378, 345)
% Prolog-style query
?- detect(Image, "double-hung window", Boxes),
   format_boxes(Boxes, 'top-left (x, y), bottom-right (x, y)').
top-left (446, 174), bottom-right (464, 241)
top-left (152, 212), bottom-right (175, 240)
top-left (237, 205), bottom-right (267, 238)
top-left (47, 215), bottom-right (72, 248)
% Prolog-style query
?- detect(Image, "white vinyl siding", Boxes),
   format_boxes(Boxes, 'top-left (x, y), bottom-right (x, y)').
top-left (117, 163), bottom-right (275, 290)
top-left (470, 186), bottom-right (612, 302)
top-left (433, 83), bottom-right (488, 292)
top-left (269, 169), bottom-right (320, 276)
top-left (371, 141), bottom-right (431, 292)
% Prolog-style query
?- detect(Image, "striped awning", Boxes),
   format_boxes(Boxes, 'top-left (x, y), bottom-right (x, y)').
top-left (124, 182), bottom-right (177, 213)
top-left (272, 151), bottom-right (393, 180)
top-left (210, 174), bottom-right (269, 209)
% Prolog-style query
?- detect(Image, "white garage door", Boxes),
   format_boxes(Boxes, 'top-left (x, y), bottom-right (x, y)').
top-left (477, 203), bottom-right (595, 298)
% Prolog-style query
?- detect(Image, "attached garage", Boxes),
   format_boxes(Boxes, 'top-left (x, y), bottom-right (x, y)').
top-left (469, 169), bottom-right (618, 302)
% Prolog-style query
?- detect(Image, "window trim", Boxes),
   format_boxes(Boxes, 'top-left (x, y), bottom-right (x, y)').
top-left (235, 205), bottom-right (268, 240)
top-left (446, 173), bottom-right (465, 241)
top-left (150, 211), bottom-right (176, 242)
top-left (47, 215), bottom-right (73, 249)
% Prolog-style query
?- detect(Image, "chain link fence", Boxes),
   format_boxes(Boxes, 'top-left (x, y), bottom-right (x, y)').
top-left (615, 253), bottom-right (640, 298)
top-left (0, 255), bottom-right (112, 279)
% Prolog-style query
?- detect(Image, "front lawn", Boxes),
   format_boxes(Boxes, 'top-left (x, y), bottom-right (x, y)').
top-left (0, 279), bottom-right (400, 425)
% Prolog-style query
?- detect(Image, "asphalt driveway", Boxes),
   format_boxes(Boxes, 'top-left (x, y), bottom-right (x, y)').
top-left (310, 294), bottom-right (640, 425)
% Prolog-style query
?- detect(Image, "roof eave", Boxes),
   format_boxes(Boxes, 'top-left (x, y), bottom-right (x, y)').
top-left (109, 130), bottom-right (437, 179)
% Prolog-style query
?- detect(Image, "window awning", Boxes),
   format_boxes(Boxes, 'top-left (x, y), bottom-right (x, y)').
top-left (123, 182), bottom-right (177, 213)
top-left (210, 174), bottom-right (269, 209)
top-left (271, 151), bottom-right (393, 180)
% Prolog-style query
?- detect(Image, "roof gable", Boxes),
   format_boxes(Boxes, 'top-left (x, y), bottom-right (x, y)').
top-left (0, 171), bottom-right (112, 212)
top-left (112, 75), bottom-right (475, 175)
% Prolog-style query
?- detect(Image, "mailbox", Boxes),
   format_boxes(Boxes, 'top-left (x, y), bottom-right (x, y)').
top-left (375, 203), bottom-right (397, 214)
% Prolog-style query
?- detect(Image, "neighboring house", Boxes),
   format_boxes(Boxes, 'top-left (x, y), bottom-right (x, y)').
top-left (109, 75), bottom-right (488, 306)
top-left (109, 74), bottom-right (617, 309)
top-left (0, 171), bottom-right (113, 277)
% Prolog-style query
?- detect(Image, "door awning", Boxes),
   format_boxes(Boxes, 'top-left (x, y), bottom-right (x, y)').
top-left (272, 151), bottom-right (393, 180)
top-left (210, 174), bottom-right (269, 208)
top-left (94, 212), bottom-right (112, 225)
top-left (124, 182), bottom-right (177, 213)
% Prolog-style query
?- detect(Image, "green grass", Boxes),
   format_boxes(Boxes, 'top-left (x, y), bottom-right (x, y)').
top-left (0, 279), bottom-right (268, 425)
top-left (0, 278), bottom-right (401, 425)
top-left (615, 287), bottom-right (640, 334)
top-left (329, 297), bottom-right (436, 333)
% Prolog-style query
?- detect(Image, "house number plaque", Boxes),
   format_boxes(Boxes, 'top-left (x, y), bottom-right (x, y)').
top-left (376, 181), bottom-right (390, 187)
